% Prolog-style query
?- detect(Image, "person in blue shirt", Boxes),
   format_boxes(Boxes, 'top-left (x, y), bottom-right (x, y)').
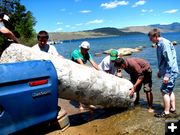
top-left (148, 28), bottom-right (179, 118)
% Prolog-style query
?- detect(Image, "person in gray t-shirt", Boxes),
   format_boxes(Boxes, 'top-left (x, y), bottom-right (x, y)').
top-left (0, 13), bottom-right (19, 55)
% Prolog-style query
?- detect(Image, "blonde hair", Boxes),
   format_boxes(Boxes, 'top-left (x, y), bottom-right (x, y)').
top-left (148, 28), bottom-right (160, 37)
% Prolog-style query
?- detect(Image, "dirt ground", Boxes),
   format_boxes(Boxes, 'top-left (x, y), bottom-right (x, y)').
top-left (15, 98), bottom-right (107, 135)
top-left (15, 98), bottom-right (180, 135)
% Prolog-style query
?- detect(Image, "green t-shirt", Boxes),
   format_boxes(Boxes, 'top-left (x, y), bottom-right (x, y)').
top-left (71, 49), bottom-right (92, 64)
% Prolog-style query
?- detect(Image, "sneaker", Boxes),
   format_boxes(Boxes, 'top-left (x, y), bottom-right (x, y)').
top-left (154, 112), bottom-right (170, 118)
top-left (170, 110), bottom-right (176, 114)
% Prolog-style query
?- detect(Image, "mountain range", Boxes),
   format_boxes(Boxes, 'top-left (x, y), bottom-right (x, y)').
top-left (121, 22), bottom-right (180, 33)
top-left (49, 22), bottom-right (180, 41)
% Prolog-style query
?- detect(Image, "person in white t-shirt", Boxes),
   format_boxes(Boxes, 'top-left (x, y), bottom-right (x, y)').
top-left (98, 49), bottom-right (122, 77)
top-left (32, 30), bottom-right (60, 56)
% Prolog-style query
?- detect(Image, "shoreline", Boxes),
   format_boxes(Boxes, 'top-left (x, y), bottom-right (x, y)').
top-left (51, 96), bottom-right (180, 135)
top-left (18, 92), bottom-right (180, 135)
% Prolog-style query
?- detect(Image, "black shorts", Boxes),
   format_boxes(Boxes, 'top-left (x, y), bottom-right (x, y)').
top-left (131, 69), bottom-right (152, 92)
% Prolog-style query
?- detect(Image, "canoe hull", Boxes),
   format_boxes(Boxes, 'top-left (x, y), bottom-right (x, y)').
top-left (0, 43), bottom-right (135, 108)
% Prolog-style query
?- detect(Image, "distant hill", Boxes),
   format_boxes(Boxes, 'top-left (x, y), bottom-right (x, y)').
top-left (49, 22), bottom-right (180, 41)
top-left (120, 26), bottom-right (154, 34)
top-left (49, 27), bottom-right (144, 41)
top-left (85, 27), bottom-right (143, 35)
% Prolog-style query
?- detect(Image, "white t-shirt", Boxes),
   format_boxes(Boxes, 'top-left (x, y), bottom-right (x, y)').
top-left (32, 44), bottom-right (59, 56)
top-left (98, 55), bottom-right (117, 75)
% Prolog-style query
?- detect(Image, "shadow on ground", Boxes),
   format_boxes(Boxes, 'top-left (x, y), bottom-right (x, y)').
top-left (12, 107), bottom-right (128, 135)
top-left (69, 107), bottom-right (128, 126)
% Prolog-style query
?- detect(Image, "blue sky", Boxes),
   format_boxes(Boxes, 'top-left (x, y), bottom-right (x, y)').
top-left (21, 0), bottom-right (180, 32)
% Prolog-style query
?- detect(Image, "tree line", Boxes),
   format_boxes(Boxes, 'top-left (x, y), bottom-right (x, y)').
top-left (0, 0), bottom-right (37, 48)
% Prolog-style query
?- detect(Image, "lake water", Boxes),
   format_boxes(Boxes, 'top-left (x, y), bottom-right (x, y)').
top-left (55, 32), bottom-right (180, 91)
top-left (54, 32), bottom-right (180, 135)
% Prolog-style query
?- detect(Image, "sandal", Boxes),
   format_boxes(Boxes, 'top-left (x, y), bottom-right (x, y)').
top-left (154, 112), bottom-right (170, 118)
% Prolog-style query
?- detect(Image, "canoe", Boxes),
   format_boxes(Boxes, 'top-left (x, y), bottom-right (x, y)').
top-left (0, 43), bottom-right (135, 108)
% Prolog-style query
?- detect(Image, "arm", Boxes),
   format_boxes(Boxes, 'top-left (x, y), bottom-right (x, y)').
top-left (76, 58), bottom-right (85, 65)
top-left (89, 59), bottom-right (99, 70)
top-left (0, 26), bottom-right (19, 43)
top-left (162, 43), bottom-right (175, 84)
top-left (71, 49), bottom-right (85, 65)
top-left (88, 53), bottom-right (99, 70)
top-left (127, 59), bottom-right (144, 96)
top-left (129, 76), bottom-right (143, 96)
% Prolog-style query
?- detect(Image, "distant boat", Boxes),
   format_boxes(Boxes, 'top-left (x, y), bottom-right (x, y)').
top-left (48, 40), bottom-right (63, 45)
top-left (47, 41), bottom-right (55, 45)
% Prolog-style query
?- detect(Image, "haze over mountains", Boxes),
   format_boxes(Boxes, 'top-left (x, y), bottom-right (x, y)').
top-left (121, 22), bottom-right (180, 33)
top-left (49, 22), bottom-right (180, 41)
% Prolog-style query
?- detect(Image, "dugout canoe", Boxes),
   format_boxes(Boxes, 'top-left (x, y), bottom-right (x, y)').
top-left (0, 43), bottom-right (135, 108)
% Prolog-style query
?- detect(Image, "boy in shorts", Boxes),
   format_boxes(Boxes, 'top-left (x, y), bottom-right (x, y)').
top-left (148, 28), bottom-right (179, 118)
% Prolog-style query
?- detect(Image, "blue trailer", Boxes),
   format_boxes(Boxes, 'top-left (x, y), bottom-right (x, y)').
top-left (0, 60), bottom-right (59, 134)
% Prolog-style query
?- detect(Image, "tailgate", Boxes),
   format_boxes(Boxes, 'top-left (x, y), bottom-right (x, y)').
top-left (0, 60), bottom-right (58, 134)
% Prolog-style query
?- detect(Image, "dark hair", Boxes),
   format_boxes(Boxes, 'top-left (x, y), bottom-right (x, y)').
top-left (114, 58), bottom-right (125, 67)
top-left (148, 28), bottom-right (160, 37)
top-left (0, 13), bottom-right (4, 19)
top-left (37, 30), bottom-right (49, 40)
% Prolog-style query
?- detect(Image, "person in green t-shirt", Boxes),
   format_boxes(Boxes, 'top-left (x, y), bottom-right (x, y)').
top-left (71, 41), bottom-right (99, 112)
top-left (71, 41), bottom-right (99, 70)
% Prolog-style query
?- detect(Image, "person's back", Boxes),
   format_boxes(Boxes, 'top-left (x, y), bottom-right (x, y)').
top-left (98, 49), bottom-right (119, 75)
top-left (123, 57), bottom-right (151, 78)
top-left (98, 55), bottom-right (117, 74)
top-left (71, 49), bottom-right (91, 64)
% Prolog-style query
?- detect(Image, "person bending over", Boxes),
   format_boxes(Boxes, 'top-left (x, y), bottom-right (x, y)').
top-left (114, 57), bottom-right (154, 113)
